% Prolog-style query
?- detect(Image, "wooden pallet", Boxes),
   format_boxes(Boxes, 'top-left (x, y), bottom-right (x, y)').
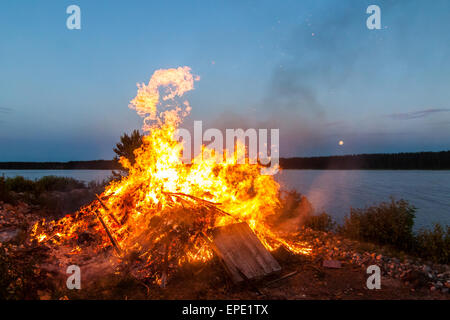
top-left (211, 222), bottom-right (281, 283)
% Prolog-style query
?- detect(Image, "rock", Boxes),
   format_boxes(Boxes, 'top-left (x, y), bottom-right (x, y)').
top-left (0, 228), bottom-right (20, 242)
top-left (323, 260), bottom-right (342, 269)
top-left (430, 286), bottom-right (436, 291)
top-left (441, 288), bottom-right (449, 294)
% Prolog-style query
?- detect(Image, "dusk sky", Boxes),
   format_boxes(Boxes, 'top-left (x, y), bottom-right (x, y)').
top-left (1, 0), bottom-right (449, 161)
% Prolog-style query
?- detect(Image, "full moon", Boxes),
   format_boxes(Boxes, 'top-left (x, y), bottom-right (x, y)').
top-left (339, 140), bottom-right (344, 146)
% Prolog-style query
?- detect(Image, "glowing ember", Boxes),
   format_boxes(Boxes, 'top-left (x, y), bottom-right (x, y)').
top-left (31, 66), bottom-right (311, 282)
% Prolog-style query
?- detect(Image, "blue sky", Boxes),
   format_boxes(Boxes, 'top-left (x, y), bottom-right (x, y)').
top-left (0, 0), bottom-right (449, 161)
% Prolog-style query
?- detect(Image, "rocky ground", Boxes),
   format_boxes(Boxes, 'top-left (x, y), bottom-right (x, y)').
top-left (0, 201), bottom-right (449, 300)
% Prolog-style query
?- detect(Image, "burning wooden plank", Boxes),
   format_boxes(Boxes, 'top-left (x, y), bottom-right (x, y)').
top-left (211, 222), bottom-right (281, 283)
top-left (93, 208), bottom-right (122, 256)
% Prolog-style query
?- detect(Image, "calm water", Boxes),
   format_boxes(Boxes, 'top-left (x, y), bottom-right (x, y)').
top-left (275, 170), bottom-right (450, 229)
top-left (0, 170), bottom-right (114, 183)
top-left (1, 169), bottom-right (449, 228)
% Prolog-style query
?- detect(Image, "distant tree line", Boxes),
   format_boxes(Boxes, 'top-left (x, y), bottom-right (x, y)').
top-left (1, 151), bottom-right (450, 170)
top-left (0, 160), bottom-right (120, 170)
top-left (280, 151), bottom-right (450, 170)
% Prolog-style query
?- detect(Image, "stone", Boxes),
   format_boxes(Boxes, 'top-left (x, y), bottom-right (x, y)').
top-left (323, 260), bottom-right (342, 269)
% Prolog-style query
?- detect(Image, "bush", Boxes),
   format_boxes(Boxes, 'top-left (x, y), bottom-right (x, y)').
top-left (415, 224), bottom-right (450, 264)
top-left (339, 198), bottom-right (416, 251)
top-left (0, 177), bottom-right (15, 203)
top-left (304, 212), bottom-right (336, 232)
top-left (4, 176), bottom-right (35, 193)
top-left (0, 176), bottom-right (88, 208)
top-left (34, 176), bottom-right (86, 192)
top-left (113, 129), bottom-right (144, 167)
top-left (87, 178), bottom-right (113, 194)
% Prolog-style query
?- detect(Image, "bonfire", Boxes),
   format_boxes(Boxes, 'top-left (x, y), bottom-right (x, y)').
top-left (30, 66), bottom-right (311, 286)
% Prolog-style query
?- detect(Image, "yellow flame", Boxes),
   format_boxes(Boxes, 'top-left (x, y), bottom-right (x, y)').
top-left (32, 66), bottom-right (311, 280)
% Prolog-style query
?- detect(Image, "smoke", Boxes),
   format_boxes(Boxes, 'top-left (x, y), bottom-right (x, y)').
top-left (0, 107), bottom-right (12, 113)
top-left (223, 4), bottom-right (369, 156)
top-left (235, 1), bottom-right (448, 156)
top-left (199, 1), bottom-right (450, 157)
top-left (0, 107), bottom-right (12, 125)
top-left (263, 4), bottom-right (361, 117)
top-left (387, 108), bottom-right (450, 120)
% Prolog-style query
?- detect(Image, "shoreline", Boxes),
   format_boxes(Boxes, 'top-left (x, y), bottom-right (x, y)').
top-left (1, 150), bottom-right (450, 170)
top-left (0, 200), bottom-right (448, 299)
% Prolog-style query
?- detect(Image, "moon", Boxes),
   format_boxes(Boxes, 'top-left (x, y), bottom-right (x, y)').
top-left (339, 140), bottom-right (344, 146)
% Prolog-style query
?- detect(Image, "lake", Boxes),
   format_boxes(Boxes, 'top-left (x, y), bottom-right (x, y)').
top-left (0, 170), bottom-right (114, 184)
top-left (1, 169), bottom-right (449, 229)
top-left (275, 170), bottom-right (450, 229)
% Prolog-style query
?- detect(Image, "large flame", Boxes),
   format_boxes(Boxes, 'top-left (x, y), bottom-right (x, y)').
top-left (32, 67), bottom-right (310, 281)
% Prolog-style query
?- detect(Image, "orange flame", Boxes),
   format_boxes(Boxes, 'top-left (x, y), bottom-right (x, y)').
top-left (32, 66), bottom-right (311, 280)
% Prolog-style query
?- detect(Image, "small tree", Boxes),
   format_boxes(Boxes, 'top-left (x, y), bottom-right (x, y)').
top-left (113, 130), bottom-right (144, 176)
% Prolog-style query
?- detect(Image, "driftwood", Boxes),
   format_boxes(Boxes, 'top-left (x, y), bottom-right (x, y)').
top-left (210, 222), bottom-right (281, 283)
top-left (93, 209), bottom-right (122, 256)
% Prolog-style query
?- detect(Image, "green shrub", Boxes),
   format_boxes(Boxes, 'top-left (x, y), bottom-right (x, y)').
top-left (34, 176), bottom-right (85, 192)
top-left (304, 212), bottom-right (336, 232)
top-left (415, 224), bottom-right (450, 264)
top-left (339, 198), bottom-right (416, 250)
top-left (87, 178), bottom-right (113, 194)
top-left (4, 176), bottom-right (35, 193)
top-left (0, 177), bottom-right (15, 203)
top-left (0, 176), bottom-right (87, 207)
